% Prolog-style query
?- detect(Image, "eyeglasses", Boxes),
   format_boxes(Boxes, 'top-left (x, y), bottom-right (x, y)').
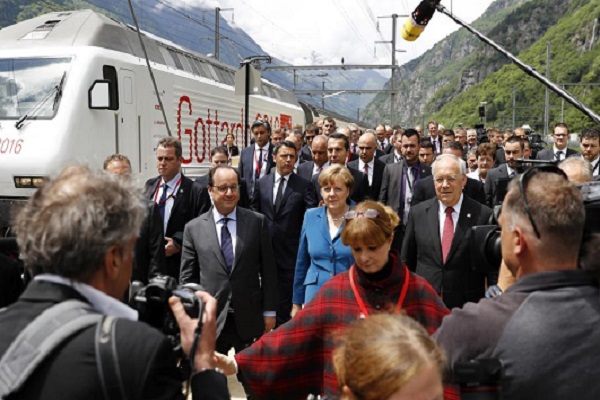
top-left (213, 185), bottom-right (240, 194)
top-left (344, 209), bottom-right (380, 220)
top-left (517, 166), bottom-right (568, 239)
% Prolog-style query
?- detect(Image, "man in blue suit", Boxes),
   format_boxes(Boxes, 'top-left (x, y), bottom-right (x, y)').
top-left (251, 141), bottom-right (317, 325)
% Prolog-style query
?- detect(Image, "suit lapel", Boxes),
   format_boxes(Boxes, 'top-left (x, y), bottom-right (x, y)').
top-left (204, 213), bottom-right (227, 271)
top-left (232, 209), bottom-right (245, 273)
top-left (317, 208), bottom-right (332, 244)
top-left (170, 175), bottom-right (188, 215)
top-left (427, 200), bottom-right (443, 264)
top-left (266, 174), bottom-right (276, 215)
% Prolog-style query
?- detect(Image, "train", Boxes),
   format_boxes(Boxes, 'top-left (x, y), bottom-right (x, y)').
top-left (0, 9), bottom-right (364, 228)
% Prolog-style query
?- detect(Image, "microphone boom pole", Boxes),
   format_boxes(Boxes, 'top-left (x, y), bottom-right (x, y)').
top-left (434, 3), bottom-right (600, 125)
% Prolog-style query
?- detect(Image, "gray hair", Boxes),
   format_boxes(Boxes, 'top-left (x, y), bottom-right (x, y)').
top-left (559, 157), bottom-right (593, 182)
top-left (14, 167), bottom-right (146, 282)
top-left (432, 154), bottom-right (467, 177)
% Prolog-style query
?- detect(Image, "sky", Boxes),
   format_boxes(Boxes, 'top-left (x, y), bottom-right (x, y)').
top-left (169, 0), bottom-right (496, 69)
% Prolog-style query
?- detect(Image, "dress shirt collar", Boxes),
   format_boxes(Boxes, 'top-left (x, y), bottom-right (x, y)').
top-left (161, 172), bottom-right (182, 188)
top-left (394, 150), bottom-right (402, 161)
top-left (506, 165), bottom-right (516, 177)
top-left (438, 193), bottom-right (464, 218)
top-left (314, 162), bottom-right (329, 174)
top-left (213, 206), bottom-right (237, 224)
top-left (358, 158), bottom-right (374, 170)
top-left (553, 145), bottom-right (567, 155)
top-left (34, 274), bottom-right (138, 320)
top-left (254, 143), bottom-right (270, 152)
top-left (274, 170), bottom-right (291, 182)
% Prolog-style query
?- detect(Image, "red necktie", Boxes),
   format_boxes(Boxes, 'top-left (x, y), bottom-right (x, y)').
top-left (441, 207), bottom-right (455, 263)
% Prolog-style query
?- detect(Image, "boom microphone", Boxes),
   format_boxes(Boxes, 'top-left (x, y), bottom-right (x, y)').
top-left (401, 0), bottom-right (441, 41)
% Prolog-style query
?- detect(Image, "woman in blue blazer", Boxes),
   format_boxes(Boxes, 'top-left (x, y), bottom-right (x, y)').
top-left (292, 165), bottom-right (355, 314)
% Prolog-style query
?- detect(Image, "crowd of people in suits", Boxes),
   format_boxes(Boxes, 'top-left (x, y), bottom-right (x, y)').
top-left (3, 116), bottom-right (600, 400)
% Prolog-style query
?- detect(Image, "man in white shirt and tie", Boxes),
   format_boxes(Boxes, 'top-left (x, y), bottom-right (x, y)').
top-left (238, 120), bottom-right (274, 198)
top-left (484, 136), bottom-right (524, 207)
top-left (580, 127), bottom-right (600, 179)
top-left (536, 122), bottom-right (580, 161)
top-left (296, 135), bottom-right (329, 182)
top-left (348, 131), bottom-right (385, 199)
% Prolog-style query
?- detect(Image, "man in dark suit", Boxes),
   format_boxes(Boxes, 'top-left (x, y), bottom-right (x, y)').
top-left (144, 137), bottom-right (202, 281)
top-left (180, 166), bottom-right (278, 360)
top-left (105, 154), bottom-right (164, 284)
top-left (311, 133), bottom-right (369, 203)
top-left (238, 120), bottom-right (275, 198)
top-left (251, 141), bottom-right (317, 326)
top-left (379, 130), bottom-right (404, 164)
top-left (300, 124), bottom-right (318, 162)
top-left (427, 121), bottom-right (443, 154)
top-left (412, 142), bottom-right (486, 206)
top-left (379, 128), bottom-right (431, 252)
top-left (0, 168), bottom-right (228, 400)
top-left (537, 122), bottom-right (580, 161)
top-left (297, 135), bottom-right (329, 182)
top-left (484, 136), bottom-right (524, 207)
top-left (348, 131), bottom-right (385, 200)
top-left (402, 154), bottom-right (493, 309)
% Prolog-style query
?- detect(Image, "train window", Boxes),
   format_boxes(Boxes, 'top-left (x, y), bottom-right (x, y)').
top-left (220, 69), bottom-right (234, 85)
top-left (179, 55), bottom-right (192, 74)
top-left (0, 57), bottom-right (72, 118)
top-left (168, 49), bottom-right (184, 71)
top-left (194, 60), bottom-right (210, 79)
top-left (103, 65), bottom-right (119, 110)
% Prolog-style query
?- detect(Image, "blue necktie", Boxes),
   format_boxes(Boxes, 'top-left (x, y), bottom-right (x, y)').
top-left (158, 183), bottom-right (168, 221)
top-left (220, 218), bottom-right (234, 273)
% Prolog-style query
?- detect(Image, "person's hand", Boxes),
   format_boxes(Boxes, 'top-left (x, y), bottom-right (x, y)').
top-left (291, 304), bottom-right (302, 318)
top-left (263, 316), bottom-right (276, 333)
top-left (165, 237), bottom-right (180, 257)
top-left (169, 291), bottom-right (216, 373)
top-left (214, 352), bottom-right (237, 375)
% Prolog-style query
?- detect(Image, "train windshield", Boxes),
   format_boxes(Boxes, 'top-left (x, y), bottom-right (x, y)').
top-left (0, 57), bottom-right (71, 119)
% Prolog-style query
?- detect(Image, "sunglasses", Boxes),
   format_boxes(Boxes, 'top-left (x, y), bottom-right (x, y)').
top-left (517, 166), bottom-right (568, 239)
top-left (344, 209), bottom-right (380, 220)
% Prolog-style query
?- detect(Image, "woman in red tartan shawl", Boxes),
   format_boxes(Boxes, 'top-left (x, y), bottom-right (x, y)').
top-left (216, 200), bottom-right (449, 399)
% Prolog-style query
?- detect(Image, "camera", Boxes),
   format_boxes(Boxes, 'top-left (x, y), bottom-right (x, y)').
top-left (130, 275), bottom-right (203, 356)
top-left (453, 359), bottom-right (503, 400)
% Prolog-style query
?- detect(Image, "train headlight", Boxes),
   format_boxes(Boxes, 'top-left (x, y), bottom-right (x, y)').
top-left (14, 176), bottom-right (46, 188)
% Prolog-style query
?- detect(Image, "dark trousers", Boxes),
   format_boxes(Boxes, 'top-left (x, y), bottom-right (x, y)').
top-left (216, 312), bottom-right (257, 399)
top-left (275, 272), bottom-right (294, 327)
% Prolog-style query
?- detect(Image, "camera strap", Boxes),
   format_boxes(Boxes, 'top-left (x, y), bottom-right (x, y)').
top-left (0, 300), bottom-right (102, 397)
top-left (95, 315), bottom-right (127, 400)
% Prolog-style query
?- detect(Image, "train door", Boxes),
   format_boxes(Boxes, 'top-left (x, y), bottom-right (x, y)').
top-left (118, 69), bottom-right (140, 173)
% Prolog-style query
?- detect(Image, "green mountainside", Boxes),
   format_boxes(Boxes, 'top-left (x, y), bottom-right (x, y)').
top-left (364, 0), bottom-right (599, 132)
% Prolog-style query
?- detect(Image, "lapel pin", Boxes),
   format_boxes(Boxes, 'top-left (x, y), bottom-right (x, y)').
top-left (467, 213), bottom-right (471, 218)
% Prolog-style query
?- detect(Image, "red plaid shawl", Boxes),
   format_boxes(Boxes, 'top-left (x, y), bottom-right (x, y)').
top-left (236, 252), bottom-right (450, 399)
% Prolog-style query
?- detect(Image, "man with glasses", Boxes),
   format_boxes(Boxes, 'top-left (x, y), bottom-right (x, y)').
top-left (180, 165), bottom-right (278, 396)
top-left (144, 137), bottom-right (202, 281)
top-left (251, 141), bottom-right (316, 326)
top-left (193, 146), bottom-right (251, 216)
top-left (484, 136), bottom-right (524, 207)
top-left (536, 122), bottom-right (580, 161)
top-left (300, 124), bottom-right (318, 162)
top-left (402, 154), bottom-right (492, 309)
top-left (434, 169), bottom-right (600, 399)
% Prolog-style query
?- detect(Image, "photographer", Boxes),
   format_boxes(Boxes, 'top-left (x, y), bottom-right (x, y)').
top-left (434, 168), bottom-right (600, 399)
top-left (0, 168), bottom-right (229, 400)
